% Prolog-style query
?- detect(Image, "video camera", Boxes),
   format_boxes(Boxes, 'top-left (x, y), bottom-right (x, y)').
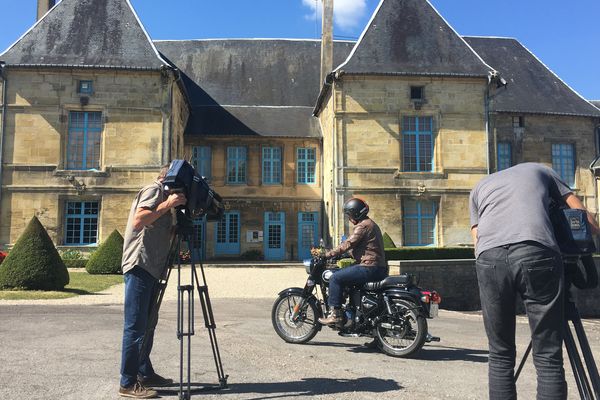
top-left (162, 159), bottom-right (224, 221)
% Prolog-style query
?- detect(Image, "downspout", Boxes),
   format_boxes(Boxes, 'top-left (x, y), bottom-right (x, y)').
top-left (0, 63), bottom-right (7, 214)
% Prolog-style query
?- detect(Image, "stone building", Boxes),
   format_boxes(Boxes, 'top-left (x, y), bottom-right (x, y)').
top-left (1, 0), bottom-right (599, 259)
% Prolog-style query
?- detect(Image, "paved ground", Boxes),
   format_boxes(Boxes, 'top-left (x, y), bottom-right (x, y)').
top-left (1, 267), bottom-right (599, 399)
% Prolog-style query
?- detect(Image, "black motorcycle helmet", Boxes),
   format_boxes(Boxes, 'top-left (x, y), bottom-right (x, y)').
top-left (343, 198), bottom-right (369, 221)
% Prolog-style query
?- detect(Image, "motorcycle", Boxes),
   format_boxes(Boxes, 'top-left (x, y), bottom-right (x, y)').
top-left (271, 256), bottom-right (441, 357)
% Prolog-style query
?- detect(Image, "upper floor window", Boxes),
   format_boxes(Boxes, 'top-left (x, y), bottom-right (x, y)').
top-left (191, 146), bottom-right (211, 180)
top-left (552, 143), bottom-right (575, 187)
top-left (262, 147), bottom-right (282, 184)
top-left (297, 147), bottom-right (316, 184)
top-left (227, 146), bottom-right (247, 184)
top-left (410, 86), bottom-right (424, 101)
top-left (497, 142), bottom-right (512, 171)
top-left (65, 201), bottom-right (99, 245)
top-left (512, 116), bottom-right (524, 128)
top-left (402, 199), bottom-right (437, 246)
top-left (67, 111), bottom-right (102, 170)
top-left (78, 80), bottom-right (93, 94)
top-left (402, 116), bottom-right (433, 172)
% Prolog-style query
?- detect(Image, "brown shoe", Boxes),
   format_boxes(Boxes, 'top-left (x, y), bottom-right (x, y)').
top-left (318, 308), bottom-right (343, 326)
top-left (138, 372), bottom-right (174, 387)
top-left (118, 382), bottom-right (158, 398)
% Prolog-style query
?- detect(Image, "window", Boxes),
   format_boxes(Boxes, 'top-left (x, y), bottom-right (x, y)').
top-left (215, 212), bottom-right (240, 255)
top-left (402, 199), bottom-right (437, 246)
top-left (262, 147), bottom-right (282, 184)
top-left (65, 201), bottom-right (99, 245)
top-left (552, 143), bottom-right (575, 187)
top-left (67, 111), bottom-right (102, 170)
top-left (191, 146), bottom-right (211, 180)
top-left (226, 146), bottom-right (247, 184)
top-left (78, 80), bottom-right (93, 94)
top-left (595, 127), bottom-right (600, 156)
top-left (297, 147), bottom-right (316, 184)
top-left (497, 142), bottom-right (512, 171)
top-left (512, 116), bottom-right (524, 128)
top-left (402, 116), bottom-right (433, 172)
top-left (410, 86), bottom-right (424, 101)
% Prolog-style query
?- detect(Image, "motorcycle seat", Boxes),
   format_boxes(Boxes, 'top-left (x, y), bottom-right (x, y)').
top-left (362, 274), bottom-right (413, 291)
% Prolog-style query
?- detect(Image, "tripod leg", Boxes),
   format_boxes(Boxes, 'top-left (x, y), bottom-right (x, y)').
top-left (564, 319), bottom-right (594, 400)
top-left (571, 309), bottom-right (600, 398)
top-left (515, 341), bottom-right (532, 381)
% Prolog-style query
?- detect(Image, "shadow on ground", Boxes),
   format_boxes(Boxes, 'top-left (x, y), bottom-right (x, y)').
top-left (158, 377), bottom-right (402, 399)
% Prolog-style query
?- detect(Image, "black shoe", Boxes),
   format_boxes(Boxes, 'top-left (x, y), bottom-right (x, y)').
top-left (138, 372), bottom-right (174, 387)
top-left (363, 338), bottom-right (380, 349)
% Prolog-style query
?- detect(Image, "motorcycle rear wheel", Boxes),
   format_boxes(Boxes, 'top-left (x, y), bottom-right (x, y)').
top-left (271, 293), bottom-right (320, 344)
top-left (376, 298), bottom-right (427, 357)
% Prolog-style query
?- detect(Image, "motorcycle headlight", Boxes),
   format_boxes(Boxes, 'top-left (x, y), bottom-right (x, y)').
top-left (322, 269), bottom-right (334, 283)
top-left (303, 259), bottom-right (312, 274)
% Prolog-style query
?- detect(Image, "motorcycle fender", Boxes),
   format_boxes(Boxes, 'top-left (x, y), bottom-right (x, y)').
top-left (277, 287), bottom-right (324, 327)
top-left (383, 289), bottom-right (426, 316)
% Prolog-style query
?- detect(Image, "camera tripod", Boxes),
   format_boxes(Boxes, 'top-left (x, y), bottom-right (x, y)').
top-left (515, 256), bottom-right (600, 400)
top-left (140, 211), bottom-right (228, 399)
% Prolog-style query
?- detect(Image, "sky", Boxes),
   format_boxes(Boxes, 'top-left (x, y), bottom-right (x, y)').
top-left (0, 0), bottom-right (599, 99)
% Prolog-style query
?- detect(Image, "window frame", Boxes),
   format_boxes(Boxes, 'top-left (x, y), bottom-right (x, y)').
top-left (410, 86), bottom-right (424, 101)
top-left (402, 198), bottom-right (437, 247)
top-left (262, 146), bottom-right (282, 185)
top-left (226, 146), bottom-right (247, 184)
top-left (191, 145), bottom-right (212, 181)
top-left (66, 111), bottom-right (103, 171)
top-left (552, 143), bottom-right (576, 187)
top-left (296, 147), bottom-right (316, 184)
top-left (64, 200), bottom-right (100, 245)
top-left (402, 116), bottom-right (434, 172)
top-left (78, 80), bottom-right (94, 95)
top-left (497, 141), bottom-right (512, 171)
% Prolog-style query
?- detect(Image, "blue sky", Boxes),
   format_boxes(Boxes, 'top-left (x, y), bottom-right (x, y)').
top-left (1, 0), bottom-right (599, 99)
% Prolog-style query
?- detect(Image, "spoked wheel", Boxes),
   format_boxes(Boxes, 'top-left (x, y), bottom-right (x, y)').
top-left (271, 293), bottom-right (320, 344)
top-left (376, 298), bottom-right (427, 357)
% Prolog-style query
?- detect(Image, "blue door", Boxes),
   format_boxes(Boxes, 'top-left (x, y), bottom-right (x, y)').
top-left (298, 212), bottom-right (318, 260)
top-left (264, 212), bottom-right (285, 260)
top-left (215, 212), bottom-right (240, 255)
top-left (191, 216), bottom-right (206, 261)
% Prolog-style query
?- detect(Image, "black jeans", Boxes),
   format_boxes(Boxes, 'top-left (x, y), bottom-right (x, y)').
top-left (476, 242), bottom-right (566, 400)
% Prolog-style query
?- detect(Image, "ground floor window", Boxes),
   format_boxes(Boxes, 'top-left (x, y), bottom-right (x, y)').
top-left (215, 211), bottom-right (240, 255)
top-left (402, 199), bottom-right (437, 246)
top-left (64, 201), bottom-right (99, 245)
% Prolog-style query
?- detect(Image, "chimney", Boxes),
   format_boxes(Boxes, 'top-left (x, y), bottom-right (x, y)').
top-left (37, 0), bottom-right (56, 21)
top-left (320, 0), bottom-right (334, 86)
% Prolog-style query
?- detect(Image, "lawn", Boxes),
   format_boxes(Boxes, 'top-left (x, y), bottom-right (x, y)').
top-left (0, 270), bottom-right (123, 300)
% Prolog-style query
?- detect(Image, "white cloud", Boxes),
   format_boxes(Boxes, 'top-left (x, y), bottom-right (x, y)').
top-left (302, 0), bottom-right (368, 32)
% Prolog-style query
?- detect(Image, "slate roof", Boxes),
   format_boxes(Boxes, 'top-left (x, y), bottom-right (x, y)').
top-left (155, 39), bottom-right (354, 137)
top-left (465, 37), bottom-right (600, 117)
top-left (335, 0), bottom-right (492, 77)
top-left (591, 101), bottom-right (600, 110)
top-left (0, 0), bottom-right (167, 70)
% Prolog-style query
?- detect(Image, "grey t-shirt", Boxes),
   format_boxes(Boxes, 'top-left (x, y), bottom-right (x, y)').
top-left (121, 182), bottom-right (174, 279)
top-left (469, 163), bottom-right (572, 258)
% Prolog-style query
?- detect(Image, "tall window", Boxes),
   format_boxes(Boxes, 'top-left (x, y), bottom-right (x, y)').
top-left (402, 199), bottom-right (437, 246)
top-left (191, 146), bottom-right (211, 180)
top-left (402, 116), bottom-right (433, 172)
top-left (67, 111), bottom-right (102, 170)
top-left (297, 147), bottom-right (316, 184)
top-left (497, 142), bottom-right (512, 171)
top-left (215, 212), bottom-right (240, 255)
top-left (552, 143), bottom-right (575, 187)
top-left (226, 146), bottom-right (246, 184)
top-left (262, 147), bottom-right (282, 184)
top-left (65, 201), bottom-right (99, 245)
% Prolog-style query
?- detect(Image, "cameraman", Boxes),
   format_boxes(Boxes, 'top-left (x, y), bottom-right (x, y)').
top-left (469, 162), bottom-right (600, 400)
top-left (317, 198), bottom-right (388, 326)
top-left (119, 165), bottom-right (186, 399)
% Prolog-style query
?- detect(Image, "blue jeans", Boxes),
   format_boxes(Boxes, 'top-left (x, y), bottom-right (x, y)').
top-left (120, 267), bottom-right (158, 387)
top-left (476, 242), bottom-right (566, 400)
top-left (328, 264), bottom-right (388, 308)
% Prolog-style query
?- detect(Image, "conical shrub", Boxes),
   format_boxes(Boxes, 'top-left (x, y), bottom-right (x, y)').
top-left (383, 232), bottom-right (397, 248)
top-left (0, 216), bottom-right (69, 290)
top-left (86, 230), bottom-right (124, 274)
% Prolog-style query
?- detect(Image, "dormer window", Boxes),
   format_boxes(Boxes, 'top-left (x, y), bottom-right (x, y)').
top-left (78, 80), bottom-right (93, 94)
top-left (410, 86), bottom-right (424, 101)
top-left (512, 116), bottom-right (524, 128)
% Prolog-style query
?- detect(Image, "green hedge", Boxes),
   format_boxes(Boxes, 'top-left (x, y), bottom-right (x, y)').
top-left (63, 259), bottom-right (87, 269)
top-left (385, 247), bottom-right (474, 260)
top-left (382, 232), bottom-right (397, 248)
top-left (0, 216), bottom-right (69, 290)
top-left (86, 230), bottom-right (124, 274)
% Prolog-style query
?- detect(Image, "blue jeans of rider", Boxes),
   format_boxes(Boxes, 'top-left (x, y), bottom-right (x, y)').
top-left (120, 267), bottom-right (158, 388)
top-left (476, 241), bottom-right (566, 400)
top-left (328, 264), bottom-right (388, 308)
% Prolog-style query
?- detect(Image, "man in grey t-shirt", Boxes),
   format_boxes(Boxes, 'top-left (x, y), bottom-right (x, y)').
top-left (119, 165), bottom-right (186, 399)
top-left (469, 162), bottom-right (599, 400)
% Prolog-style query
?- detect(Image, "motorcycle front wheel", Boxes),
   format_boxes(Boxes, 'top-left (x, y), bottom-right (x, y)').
top-left (271, 293), bottom-right (320, 344)
top-left (376, 298), bottom-right (427, 357)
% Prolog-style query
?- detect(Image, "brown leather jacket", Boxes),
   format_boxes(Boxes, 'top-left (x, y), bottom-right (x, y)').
top-left (326, 218), bottom-right (387, 267)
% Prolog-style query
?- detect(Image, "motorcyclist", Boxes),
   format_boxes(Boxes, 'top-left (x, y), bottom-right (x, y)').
top-left (316, 198), bottom-right (388, 326)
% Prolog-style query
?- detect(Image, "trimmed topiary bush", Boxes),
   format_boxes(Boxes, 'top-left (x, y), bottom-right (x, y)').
top-left (382, 232), bottom-right (397, 248)
top-left (86, 230), bottom-right (124, 274)
top-left (0, 216), bottom-right (69, 290)
top-left (385, 247), bottom-right (475, 260)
